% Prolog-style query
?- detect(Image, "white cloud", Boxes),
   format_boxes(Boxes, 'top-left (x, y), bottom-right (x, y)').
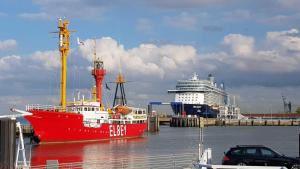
top-left (200, 29), bottom-right (300, 73)
top-left (277, 0), bottom-right (300, 11)
top-left (31, 50), bottom-right (60, 69)
top-left (0, 55), bottom-right (21, 71)
top-left (19, 12), bottom-right (51, 20)
top-left (19, 0), bottom-right (108, 20)
top-left (0, 39), bottom-right (17, 51)
top-left (78, 37), bottom-right (198, 79)
top-left (163, 12), bottom-right (198, 30)
top-left (267, 29), bottom-right (300, 51)
top-left (260, 13), bottom-right (300, 25)
top-left (223, 34), bottom-right (254, 56)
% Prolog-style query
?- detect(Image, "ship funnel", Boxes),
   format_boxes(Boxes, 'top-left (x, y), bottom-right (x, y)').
top-left (220, 82), bottom-right (225, 89)
top-left (208, 74), bottom-right (214, 85)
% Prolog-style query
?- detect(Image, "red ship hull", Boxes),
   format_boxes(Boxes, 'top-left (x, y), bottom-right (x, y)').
top-left (25, 110), bottom-right (147, 143)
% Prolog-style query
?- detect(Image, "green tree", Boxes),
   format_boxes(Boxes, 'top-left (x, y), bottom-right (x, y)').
top-left (296, 107), bottom-right (300, 114)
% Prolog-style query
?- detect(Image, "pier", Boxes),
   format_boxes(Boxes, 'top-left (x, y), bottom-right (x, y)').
top-left (165, 116), bottom-right (300, 127)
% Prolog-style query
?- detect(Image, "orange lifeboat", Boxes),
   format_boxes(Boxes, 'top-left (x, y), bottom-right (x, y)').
top-left (115, 105), bottom-right (131, 115)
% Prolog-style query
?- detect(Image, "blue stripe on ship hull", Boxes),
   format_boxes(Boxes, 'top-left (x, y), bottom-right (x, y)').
top-left (170, 103), bottom-right (218, 118)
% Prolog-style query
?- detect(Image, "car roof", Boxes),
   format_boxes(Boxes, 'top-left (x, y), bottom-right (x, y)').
top-left (235, 145), bottom-right (266, 148)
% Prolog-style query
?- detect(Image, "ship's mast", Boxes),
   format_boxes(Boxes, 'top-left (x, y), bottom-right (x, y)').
top-left (91, 39), bottom-right (106, 104)
top-left (58, 18), bottom-right (70, 110)
top-left (113, 73), bottom-right (127, 107)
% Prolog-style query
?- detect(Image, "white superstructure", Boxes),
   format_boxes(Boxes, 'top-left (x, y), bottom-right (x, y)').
top-left (168, 73), bottom-right (242, 119)
top-left (168, 73), bottom-right (227, 106)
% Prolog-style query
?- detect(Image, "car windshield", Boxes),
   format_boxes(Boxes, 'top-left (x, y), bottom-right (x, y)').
top-left (261, 147), bottom-right (281, 157)
top-left (231, 148), bottom-right (243, 155)
top-left (270, 149), bottom-right (282, 156)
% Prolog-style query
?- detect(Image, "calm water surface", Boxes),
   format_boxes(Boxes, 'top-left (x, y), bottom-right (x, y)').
top-left (28, 126), bottom-right (299, 166)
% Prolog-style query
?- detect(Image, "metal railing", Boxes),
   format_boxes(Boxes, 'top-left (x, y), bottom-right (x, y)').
top-left (28, 152), bottom-right (197, 169)
top-left (26, 104), bottom-right (63, 111)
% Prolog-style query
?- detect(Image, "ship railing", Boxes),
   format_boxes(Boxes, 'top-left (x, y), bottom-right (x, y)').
top-left (108, 118), bottom-right (147, 124)
top-left (26, 104), bottom-right (63, 111)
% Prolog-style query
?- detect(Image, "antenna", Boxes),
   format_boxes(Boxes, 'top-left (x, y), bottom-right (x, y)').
top-left (117, 40), bottom-right (122, 75)
top-left (93, 39), bottom-right (97, 62)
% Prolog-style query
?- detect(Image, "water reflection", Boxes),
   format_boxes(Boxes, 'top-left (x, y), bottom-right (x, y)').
top-left (31, 137), bottom-right (148, 167)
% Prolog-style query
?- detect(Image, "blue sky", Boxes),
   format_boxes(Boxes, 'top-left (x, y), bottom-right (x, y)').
top-left (1, 0), bottom-right (300, 114)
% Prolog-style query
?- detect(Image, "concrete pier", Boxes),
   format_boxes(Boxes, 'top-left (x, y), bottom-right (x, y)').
top-left (0, 118), bottom-right (16, 169)
top-left (169, 117), bottom-right (300, 127)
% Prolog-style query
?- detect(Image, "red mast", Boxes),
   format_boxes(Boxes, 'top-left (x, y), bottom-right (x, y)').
top-left (91, 40), bottom-right (106, 104)
top-left (92, 59), bottom-right (106, 103)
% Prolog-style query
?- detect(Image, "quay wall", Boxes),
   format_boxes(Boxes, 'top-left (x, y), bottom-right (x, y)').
top-left (168, 117), bottom-right (300, 127)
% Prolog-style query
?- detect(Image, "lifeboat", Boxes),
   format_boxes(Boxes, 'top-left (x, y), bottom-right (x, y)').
top-left (114, 105), bottom-right (131, 115)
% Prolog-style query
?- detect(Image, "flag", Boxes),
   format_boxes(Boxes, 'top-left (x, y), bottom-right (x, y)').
top-left (105, 83), bottom-right (111, 90)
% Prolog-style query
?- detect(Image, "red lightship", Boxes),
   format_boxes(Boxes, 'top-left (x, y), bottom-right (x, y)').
top-left (12, 18), bottom-right (147, 144)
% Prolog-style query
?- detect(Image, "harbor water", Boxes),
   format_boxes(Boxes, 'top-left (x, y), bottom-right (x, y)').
top-left (24, 126), bottom-right (299, 167)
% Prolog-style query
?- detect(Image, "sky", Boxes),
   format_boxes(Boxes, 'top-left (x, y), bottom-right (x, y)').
top-left (1, 0), bottom-right (300, 114)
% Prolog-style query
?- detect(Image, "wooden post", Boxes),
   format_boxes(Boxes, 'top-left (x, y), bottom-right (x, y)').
top-left (156, 115), bottom-right (159, 131)
top-left (0, 118), bottom-right (16, 169)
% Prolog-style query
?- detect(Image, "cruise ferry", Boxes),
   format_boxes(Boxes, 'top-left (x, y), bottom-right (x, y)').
top-left (168, 73), bottom-right (229, 118)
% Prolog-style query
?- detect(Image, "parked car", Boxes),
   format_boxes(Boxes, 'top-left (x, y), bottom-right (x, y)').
top-left (222, 145), bottom-right (300, 169)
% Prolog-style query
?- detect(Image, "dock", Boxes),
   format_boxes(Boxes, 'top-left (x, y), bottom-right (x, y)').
top-left (165, 116), bottom-right (300, 127)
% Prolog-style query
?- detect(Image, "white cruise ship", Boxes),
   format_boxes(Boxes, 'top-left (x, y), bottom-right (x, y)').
top-left (168, 73), bottom-right (240, 118)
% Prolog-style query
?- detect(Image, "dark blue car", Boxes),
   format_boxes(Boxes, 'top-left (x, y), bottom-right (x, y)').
top-left (222, 145), bottom-right (300, 169)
